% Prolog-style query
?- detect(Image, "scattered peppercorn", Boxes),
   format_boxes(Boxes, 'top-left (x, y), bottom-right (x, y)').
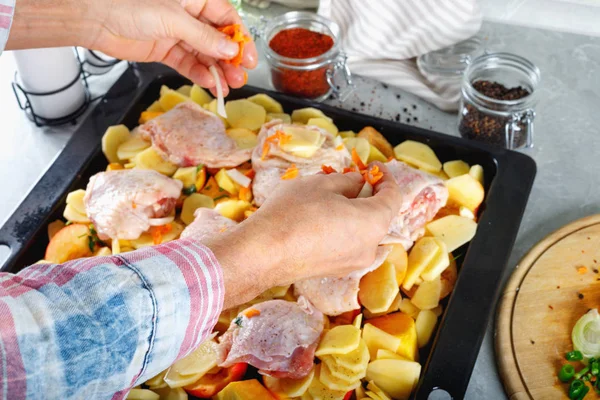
top-left (549, 305), bottom-right (554, 310)
top-left (459, 80), bottom-right (531, 148)
top-left (578, 293), bottom-right (584, 300)
top-left (396, 94), bottom-right (401, 99)
top-left (382, 83), bottom-right (388, 89)
top-left (413, 117), bottom-right (418, 121)
top-left (395, 114), bottom-right (400, 122)
top-left (360, 102), bottom-right (365, 107)
top-left (406, 118), bottom-right (411, 123)
top-left (593, 269), bottom-right (599, 274)
top-left (530, 340), bottom-right (535, 345)
top-left (412, 105), bottom-right (417, 109)
top-left (403, 107), bottom-right (408, 112)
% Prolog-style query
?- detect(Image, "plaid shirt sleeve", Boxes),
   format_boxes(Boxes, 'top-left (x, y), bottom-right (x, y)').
top-left (0, 0), bottom-right (15, 55)
top-left (0, 238), bottom-right (224, 400)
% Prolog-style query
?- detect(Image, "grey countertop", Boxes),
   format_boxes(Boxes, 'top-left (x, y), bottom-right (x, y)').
top-left (1, 5), bottom-right (600, 399)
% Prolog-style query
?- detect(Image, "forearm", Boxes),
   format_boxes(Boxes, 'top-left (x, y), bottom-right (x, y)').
top-left (5, 0), bottom-right (98, 50)
top-left (0, 240), bottom-right (223, 399)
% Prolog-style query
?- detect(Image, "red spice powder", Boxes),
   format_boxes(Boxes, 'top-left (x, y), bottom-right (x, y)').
top-left (269, 28), bottom-right (335, 99)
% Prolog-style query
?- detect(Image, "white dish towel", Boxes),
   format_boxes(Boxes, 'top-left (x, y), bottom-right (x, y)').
top-left (318, 0), bottom-right (482, 111)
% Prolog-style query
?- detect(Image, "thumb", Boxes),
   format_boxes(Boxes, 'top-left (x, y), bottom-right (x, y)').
top-left (170, 10), bottom-right (240, 60)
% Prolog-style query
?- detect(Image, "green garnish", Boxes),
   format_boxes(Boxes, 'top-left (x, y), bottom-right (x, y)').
top-left (65, 221), bottom-right (73, 226)
top-left (234, 316), bottom-right (243, 327)
top-left (575, 367), bottom-right (589, 380)
top-left (183, 185), bottom-right (197, 195)
top-left (559, 364), bottom-right (575, 382)
top-left (566, 351), bottom-right (584, 361)
top-left (213, 195), bottom-right (229, 202)
top-left (196, 165), bottom-right (204, 173)
top-left (569, 380), bottom-right (586, 399)
top-left (88, 236), bottom-right (95, 253)
top-left (204, 185), bottom-right (212, 191)
top-left (591, 361), bottom-right (599, 376)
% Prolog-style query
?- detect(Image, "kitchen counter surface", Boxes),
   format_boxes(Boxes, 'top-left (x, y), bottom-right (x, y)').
top-left (1, 6), bottom-right (599, 400)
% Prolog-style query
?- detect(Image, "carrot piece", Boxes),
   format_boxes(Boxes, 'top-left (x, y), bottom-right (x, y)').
top-left (387, 156), bottom-right (395, 162)
top-left (261, 131), bottom-right (292, 160)
top-left (335, 144), bottom-right (345, 151)
top-left (239, 186), bottom-right (252, 202)
top-left (362, 165), bottom-right (384, 185)
top-left (577, 266), bottom-right (588, 274)
top-left (321, 165), bottom-right (337, 174)
top-left (281, 164), bottom-right (299, 180)
top-left (217, 24), bottom-right (251, 67)
top-left (150, 224), bottom-right (172, 245)
top-left (139, 111), bottom-right (164, 124)
top-left (243, 308), bottom-right (261, 318)
top-left (352, 148), bottom-right (367, 170)
top-left (244, 169), bottom-right (255, 179)
top-left (106, 163), bottom-right (124, 171)
top-left (343, 166), bottom-right (357, 174)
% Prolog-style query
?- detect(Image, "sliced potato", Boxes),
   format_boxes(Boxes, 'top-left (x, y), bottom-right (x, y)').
top-left (410, 276), bottom-right (441, 310)
top-left (264, 367), bottom-right (315, 398)
top-left (306, 365), bottom-right (348, 400)
top-left (469, 164), bottom-right (484, 185)
top-left (366, 312), bottom-right (418, 361)
top-left (324, 338), bottom-right (370, 373)
top-left (190, 84), bottom-right (213, 106)
top-left (280, 125), bottom-right (326, 158)
top-left (432, 305), bottom-right (444, 317)
top-left (215, 168), bottom-right (240, 195)
top-left (139, 111), bottom-right (164, 124)
top-left (63, 204), bottom-right (90, 223)
top-left (367, 381), bottom-right (393, 400)
top-left (376, 349), bottom-right (408, 361)
top-left (402, 237), bottom-right (441, 290)
top-left (366, 359), bottom-right (421, 400)
top-left (47, 220), bottom-right (65, 241)
top-left (45, 224), bottom-right (92, 263)
top-left (362, 323), bottom-right (401, 360)
top-left (307, 117), bottom-right (338, 135)
top-left (420, 239), bottom-right (450, 281)
top-left (159, 86), bottom-right (190, 111)
top-left (446, 174), bottom-right (485, 212)
top-left (425, 215), bottom-right (477, 252)
top-left (344, 137), bottom-right (370, 165)
top-left (315, 325), bottom-right (361, 356)
top-left (204, 99), bottom-right (230, 127)
top-left (247, 93), bottom-right (284, 113)
top-left (172, 167), bottom-right (197, 189)
top-left (102, 125), bottom-right (131, 164)
top-left (359, 261), bottom-right (399, 314)
top-left (386, 244), bottom-right (408, 286)
top-left (393, 140), bottom-right (442, 173)
top-left (134, 147), bottom-right (178, 176)
top-left (215, 199), bottom-right (252, 222)
top-left (367, 145), bottom-right (388, 163)
top-left (339, 130), bottom-right (356, 139)
top-left (398, 298), bottom-right (420, 319)
top-left (126, 389), bottom-right (159, 400)
top-left (66, 189), bottom-right (87, 215)
top-left (266, 113), bottom-right (292, 124)
top-left (117, 136), bottom-right (151, 161)
top-left (415, 309), bottom-right (438, 348)
top-left (176, 85), bottom-right (192, 97)
top-left (94, 247), bottom-right (112, 257)
top-left (363, 293), bottom-right (401, 320)
top-left (146, 100), bottom-right (164, 112)
top-left (181, 194), bottom-right (215, 225)
top-left (226, 128), bottom-right (258, 149)
top-left (291, 107), bottom-right (332, 124)
top-left (320, 362), bottom-right (361, 391)
top-left (443, 160), bottom-right (470, 178)
top-left (358, 127), bottom-right (394, 158)
top-left (129, 222), bottom-right (184, 249)
top-left (225, 99), bottom-right (267, 130)
top-left (145, 370), bottom-right (168, 390)
top-left (440, 257), bottom-right (458, 300)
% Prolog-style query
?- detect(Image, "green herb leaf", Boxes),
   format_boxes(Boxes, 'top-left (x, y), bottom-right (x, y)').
top-left (234, 316), bottom-right (243, 327)
top-left (183, 185), bottom-right (197, 195)
top-left (566, 350), bottom-right (584, 361)
top-left (88, 236), bottom-right (95, 253)
top-left (196, 165), bottom-right (204, 173)
top-left (213, 195), bottom-right (229, 202)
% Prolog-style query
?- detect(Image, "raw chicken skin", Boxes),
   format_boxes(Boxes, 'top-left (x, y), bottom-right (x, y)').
top-left (294, 246), bottom-right (392, 316)
top-left (180, 208), bottom-right (237, 242)
top-left (218, 297), bottom-right (324, 379)
top-left (382, 160), bottom-right (448, 247)
top-left (138, 102), bottom-right (252, 168)
top-left (84, 169), bottom-right (182, 240)
top-left (251, 120), bottom-right (352, 206)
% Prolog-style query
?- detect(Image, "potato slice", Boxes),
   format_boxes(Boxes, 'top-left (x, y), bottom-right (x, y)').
top-left (102, 125), bottom-right (131, 164)
top-left (215, 380), bottom-right (276, 400)
top-left (362, 323), bottom-right (401, 360)
top-left (264, 367), bottom-right (315, 398)
top-left (66, 189), bottom-right (87, 215)
top-left (353, 313), bottom-right (363, 329)
top-left (367, 145), bottom-right (388, 163)
top-left (320, 362), bottom-right (361, 391)
top-left (410, 277), bottom-right (441, 310)
top-left (386, 243), bottom-right (408, 286)
top-left (190, 84), bottom-right (212, 106)
top-left (45, 224), bottom-right (92, 263)
top-left (415, 309), bottom-right (438, 348)
top-left (363, 293), bottom-right (401, 320)
top-left (324, 338), bottom-right (370, 373)
top-left (129, 222), bottom-right (184, 249)
top-left (398, 298), bottom-right (420, 319)
top-left (393, 140), bottom-right (442, 173)
top-left (446, 174), bottom-right (485, 212)
top-left (63, 204), bottom-right (90, 223)
top-left (117, 136), bottom-right (151, 161)
top-left (134, 147), bottom-right (178, 176)
top-left (204, 99), bottom-right (230, 128)
top-left (366, 359), bottom-right (421, 400)
top-left (215, 168), bottom-right (240, 195)
top-left (443, 160), bottom-right (470, 178)
top-left (344, 137), bottom-right (370, 165)
top-left (376, 349), bottom-right (408, 361)
top-left (358, 127), bottom-right (394, 158)
top-left (322, 356), bottom-right (365, 383)
top-left (215, 200), bottom-right (252, 222)
top-left (159, 86), bottom-right (191, 111)
top-left (425, 215), bottom-right (477, 252)
top-left (402, 237), bottom-right (441, 290)
top-left (307, 117), bottom-right (338, 135)
top-left (359, 261), bottom-right (400, 314)
top-left (225, 99), bottom-right (267, 130)
top-left (47, 220), bottom-right (65, 241)
top-left (291, 107), bottom-right (332, 124)
top-left (367, 381), bottom-right (393, 400)
top-left (432, 305), bottom-right (444, 317)
top-left (315, 325), bottom-right (362, 356)
top-left (469, 164), bottom-right (484, 185)
top-left (181, 194), bottom-right (215, 225)
top-left (420, 239), bottom-right (450, 281)
top-left (339, 130), bottom-right (356, 139)
top-left (145, 370), bottom-right (168, 390)
top-left (226, 128), bottom-right (258, 149)
top-left (172, 167), bottom-right (197, 189)
top-left (146, 100), bottom-right (164, 112)
top-left (440, 257), bottom-right (458, 300)
top-left (266, 113), bottom-right (292, 124)
top-left (366, 312), bottom-right (418, 361)
top-left (176, 85), bottom-right (192, 97)
top-left (280, 126), bottom-right (326, 158)
top-left (247, 93), bottom-right (284, 113)
top-left (306, 365), bottom-right (348, 400)
top-left (126, 389), bottom-right (159, 400)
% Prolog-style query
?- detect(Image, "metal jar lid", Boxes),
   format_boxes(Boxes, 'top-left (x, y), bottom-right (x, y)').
top-left (417, 35), bottom-right (483, 77)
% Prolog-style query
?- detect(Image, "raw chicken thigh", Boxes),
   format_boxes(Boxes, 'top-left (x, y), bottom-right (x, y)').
top-left (180, 208), bottom-right (237, 242)
top-left (218, 297), bottom-right (324, 379)
top-left (382, 159), bottom-right (448, 247)
top-left (251, 120), bottom-right (352, 206)
top-left (294, 246), bottom-right (392, 316)
top-left (84, 169), bottom-right (182, 240)
top-left (138, 102), bottom-right (252, 168)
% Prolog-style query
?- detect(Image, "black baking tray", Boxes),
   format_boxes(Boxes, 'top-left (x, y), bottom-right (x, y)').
top-left (0, 63), bottom-right (535, 399)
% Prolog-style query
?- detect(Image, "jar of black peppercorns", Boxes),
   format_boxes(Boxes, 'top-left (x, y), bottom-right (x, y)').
top-left (458, 53), bottom-right (540, 149)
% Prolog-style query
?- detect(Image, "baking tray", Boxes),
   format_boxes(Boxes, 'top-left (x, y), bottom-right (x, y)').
top-left (0, 63), bottom-right (536, 399)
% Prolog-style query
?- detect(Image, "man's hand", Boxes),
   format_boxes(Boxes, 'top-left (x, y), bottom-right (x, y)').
top-left (205, 164), bottom-right (402, 309)
top-left (7, 0), bottom-right (257, 95)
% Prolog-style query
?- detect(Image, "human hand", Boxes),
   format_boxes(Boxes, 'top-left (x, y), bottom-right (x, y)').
top-left (85, 0), bottom-right (257, 95)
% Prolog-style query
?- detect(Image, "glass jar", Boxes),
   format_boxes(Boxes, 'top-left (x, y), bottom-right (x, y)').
top-left (458, 53), bottom-right (541, 149)
top-left (259, 12), bottom-right (353, 102)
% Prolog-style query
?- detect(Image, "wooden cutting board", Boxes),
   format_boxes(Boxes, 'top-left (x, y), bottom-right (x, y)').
top-left (496, 215), bottom-right (600, 400)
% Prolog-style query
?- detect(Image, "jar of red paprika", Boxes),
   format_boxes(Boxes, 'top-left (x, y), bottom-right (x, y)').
top-left (259, 12), bottom-right (353, 101)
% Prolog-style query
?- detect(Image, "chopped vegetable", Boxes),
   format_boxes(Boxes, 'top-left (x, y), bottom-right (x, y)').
top-left (183, 185), bottom-right (197, 195)
top-left (572, 310), bottom-right (600, 360)
top-left (568, 379), bottom-right (587, 399)
top-left (575, 367), bottom-right (589, 380)
top-left (567, 351), bottom-right (584, 362)
top-left (234, 316), bottom-right (243, 327)
top-left (243, 308), bottom-right (260, 318)
top-left (322, 165), bottom-right (337, 174)
top-left (139, 111), bottom-right (164, 124)
top-left (225, 169), bottom-right (252, 188)
top-left (217, 24), bottom-right (251, 67)
top-left (560, 364), bottom-right (576, 382)
top-left (578, 266), bottom-right (588, 274)
top-left (261, 130), bottom-right (292, 160)
top-left (362, 165), bottom-right (384, 186)
top-left (352, 148), bottom-right (367, 170)
top-left (150, 224), bottom-right (172, 245)
top-left (281, 164), bottom-right (299, 180)
top-left (209, 65), bottom-right (227, 118)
